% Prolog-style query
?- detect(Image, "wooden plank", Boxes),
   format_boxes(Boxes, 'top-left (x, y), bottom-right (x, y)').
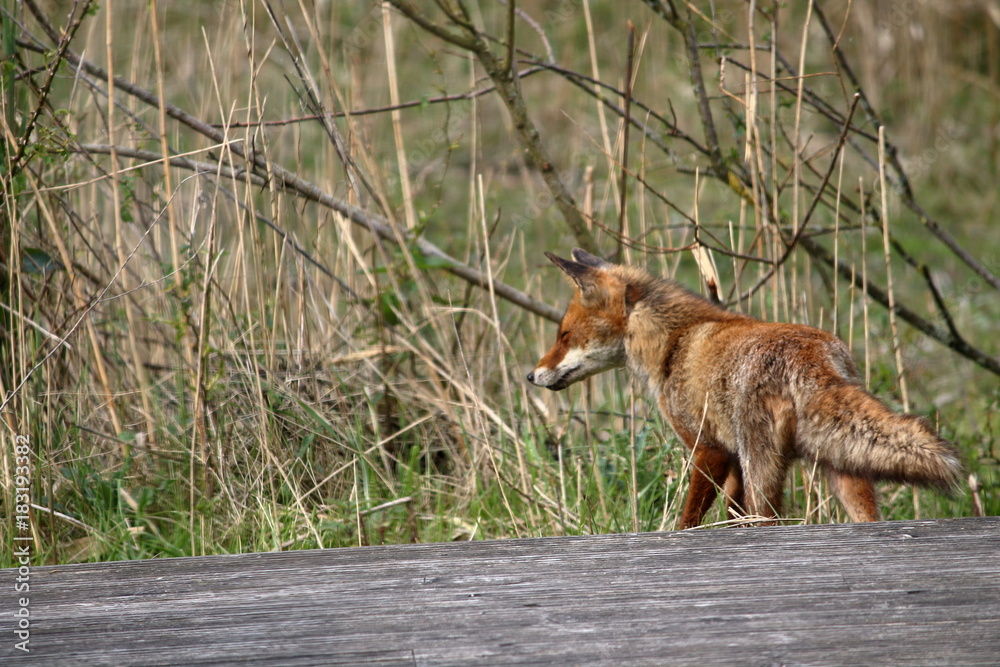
top-left (4, 517), bottom-right (999, 665)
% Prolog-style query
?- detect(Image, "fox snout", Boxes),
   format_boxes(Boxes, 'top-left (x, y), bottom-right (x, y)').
top-left (526, 367), bottom-right (573, 391)
top-left (529, 342), bottom-right (624, 391)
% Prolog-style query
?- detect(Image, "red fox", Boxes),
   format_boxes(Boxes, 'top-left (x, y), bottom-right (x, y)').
top-left (527, 249), bottom-right (963, 528)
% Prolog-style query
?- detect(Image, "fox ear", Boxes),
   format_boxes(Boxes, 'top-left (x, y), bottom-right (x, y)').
top-left (545, 251), bottom-right (599, 290)
top-left (570, 248), bottom-right (610, 269)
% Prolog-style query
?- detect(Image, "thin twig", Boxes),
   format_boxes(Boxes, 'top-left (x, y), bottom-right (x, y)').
top-left (730, 94), bottom-right (861, 306)
top-left (207, 67), bottom-right (547, 128)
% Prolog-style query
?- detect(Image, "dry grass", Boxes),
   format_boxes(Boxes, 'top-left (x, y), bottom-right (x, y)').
top-left (0, 1), bottom-right (996, 566)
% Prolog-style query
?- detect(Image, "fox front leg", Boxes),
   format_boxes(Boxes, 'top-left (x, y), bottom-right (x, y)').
top-left (679, 446), bottom-right (738, 529)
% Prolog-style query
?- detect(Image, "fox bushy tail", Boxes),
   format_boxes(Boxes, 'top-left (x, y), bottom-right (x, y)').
top-left (803, 382), bottom-right (963, 491)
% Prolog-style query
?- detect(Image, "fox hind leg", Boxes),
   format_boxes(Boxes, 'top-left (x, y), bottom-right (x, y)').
top-left (738, 397), bottom-right (796, 525)
top-left (826, 470), bottom-right (879, 522)
top-left (740, 452), bottom-right (791, 524)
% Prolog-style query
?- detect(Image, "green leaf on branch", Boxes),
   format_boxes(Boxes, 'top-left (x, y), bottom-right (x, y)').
top-left (22, 247), bottom-right (63, 275)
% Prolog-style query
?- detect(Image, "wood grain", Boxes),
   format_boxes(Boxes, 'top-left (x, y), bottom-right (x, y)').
top-left (4, 517), bottom-right (999, 665)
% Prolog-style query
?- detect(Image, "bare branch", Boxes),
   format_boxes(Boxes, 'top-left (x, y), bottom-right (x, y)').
top-left (74, 144), bottom-right (563, 323)
top-left (386, 0), bottom-right (598, 254)
top-left (800, 235), bottom-right (999, 377)
top-left (812, 3), bottom-right (1000, 293)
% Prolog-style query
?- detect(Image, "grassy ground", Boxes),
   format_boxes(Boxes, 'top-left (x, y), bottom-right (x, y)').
top-left (1, 1), bottom-right (997, 567)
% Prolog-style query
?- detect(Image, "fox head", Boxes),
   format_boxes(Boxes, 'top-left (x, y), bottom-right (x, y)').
top-left (527, 249), bottom-right (631, 391)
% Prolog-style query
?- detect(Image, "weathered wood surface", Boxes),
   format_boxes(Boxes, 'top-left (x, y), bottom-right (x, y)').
top-left (4, 517), bottom-right (999, 666)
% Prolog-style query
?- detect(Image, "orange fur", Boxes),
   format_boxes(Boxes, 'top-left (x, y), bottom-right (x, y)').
top-left (528, 249), bottom-right (963, 527)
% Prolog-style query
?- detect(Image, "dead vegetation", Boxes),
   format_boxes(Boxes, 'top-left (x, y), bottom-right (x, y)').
top-left (0, 1), bottom-right (997, 564)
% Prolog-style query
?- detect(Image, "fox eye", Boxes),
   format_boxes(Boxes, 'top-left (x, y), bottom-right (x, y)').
top-left (559, 330), bottom-right (570, 342)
